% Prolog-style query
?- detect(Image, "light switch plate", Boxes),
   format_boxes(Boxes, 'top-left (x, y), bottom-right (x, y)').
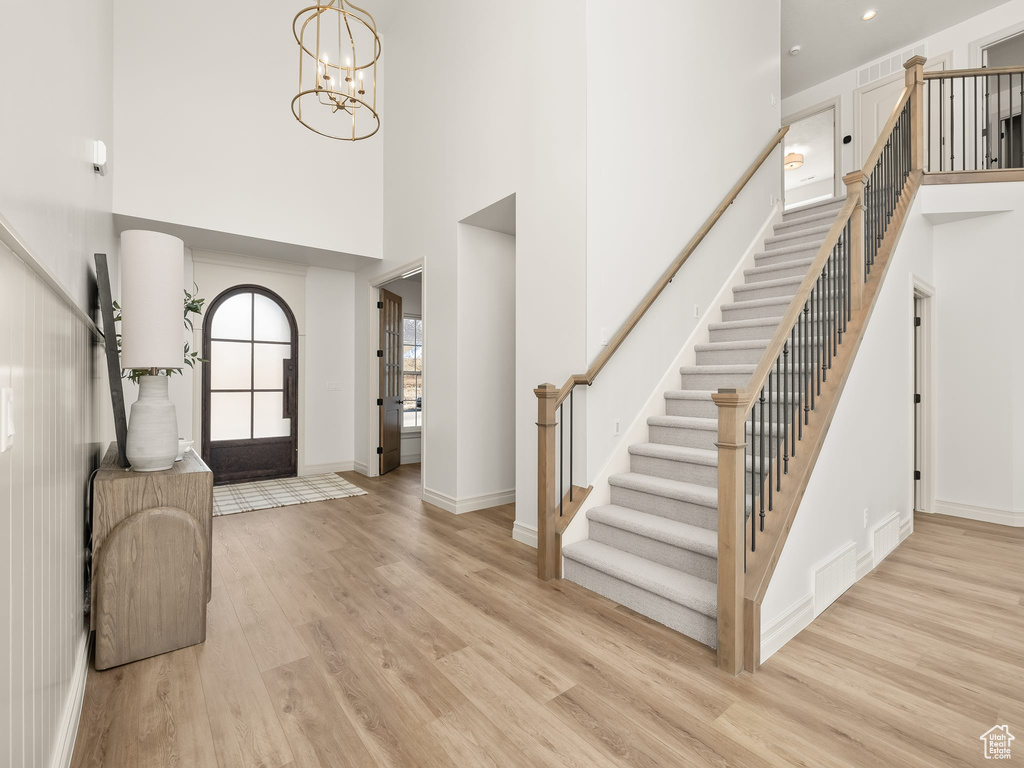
top-left (1, 388), bottom-right (13, 453)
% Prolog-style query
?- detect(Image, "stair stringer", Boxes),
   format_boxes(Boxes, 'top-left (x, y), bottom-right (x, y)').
top-left (560, 203), bottom-right (782, 557)
top-left (744, 173), bottom-right (924, 668)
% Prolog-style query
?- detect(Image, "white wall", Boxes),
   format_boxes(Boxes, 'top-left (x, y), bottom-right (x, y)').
top-left (456, 225), bottom-right (516, 503)
top-left (190, 251), bottom-right (357, 476)
top-left (0, 0), bottom-right (116, 765)
top-left (305, 267), bottom-right (356, 472)
top-left (353, 0), bottom-right (588, 532)
top-left (583, 0), bottom-right (783, 480)
top-left (112, 0), bottom-right (383, 262)
top-left (763, 179), bottom-right (1024, 660)
top-left (762, 193), bottom-right (934, 661)
top-left (782, 0), bottom-right (1024, 181)
top-left (926, 183), bottom-right (1024, 526)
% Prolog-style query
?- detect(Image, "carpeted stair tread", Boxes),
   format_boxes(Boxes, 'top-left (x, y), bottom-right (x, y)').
top-left (744, 257), bottom-right (816, 280)
top-left (774, 208), bottom-right (842, 232)
top-left (782, 197), bottom-right (846, 221)
top-left (608, 471), bottom-right (718, 506)
top-left (587, 505), bottom-right (718, 558)
top-left (694, 339), bottom-right (770, 352)
top-left (708, 317), bottom-right (783, 332)
top-left (561, 540), bottom-right (717, 618)
top-left (629, 442), bottom-right (718, 465)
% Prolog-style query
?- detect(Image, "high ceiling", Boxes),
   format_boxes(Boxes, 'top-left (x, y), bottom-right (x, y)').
top-left (782, 0), bottom-right (1013, 97)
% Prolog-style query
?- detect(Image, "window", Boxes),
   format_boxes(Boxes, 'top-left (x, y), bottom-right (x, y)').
top-left (403, 315), bottom-right (422, 428)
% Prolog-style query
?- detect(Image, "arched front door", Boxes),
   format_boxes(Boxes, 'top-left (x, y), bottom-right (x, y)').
top-left (202, 285), bottom-right (298, 485)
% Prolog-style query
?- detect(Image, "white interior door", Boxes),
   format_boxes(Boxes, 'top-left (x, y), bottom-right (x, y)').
top-left (855, 54), bottom-right (952, 169)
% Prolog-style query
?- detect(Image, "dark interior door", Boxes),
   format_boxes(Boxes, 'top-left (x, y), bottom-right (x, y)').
top-left (202, 285), bottom-right (298, 485)
top-left (379, 288), bottom-right (402, 474)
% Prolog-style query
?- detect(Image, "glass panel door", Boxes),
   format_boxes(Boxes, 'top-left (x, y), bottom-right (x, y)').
top-left (203, 286), bottom-right (298, 484)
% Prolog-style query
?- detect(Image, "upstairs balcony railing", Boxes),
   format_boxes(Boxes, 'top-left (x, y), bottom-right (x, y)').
top-left (924, 65), bottom-right (1024, 173)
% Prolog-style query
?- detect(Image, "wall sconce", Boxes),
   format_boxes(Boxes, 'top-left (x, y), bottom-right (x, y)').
top-left (93, 140), bottom-right (108, 176)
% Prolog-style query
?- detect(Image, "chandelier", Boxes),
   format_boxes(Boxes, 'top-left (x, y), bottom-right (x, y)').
top-left (292, 0), bottom-right (380, 141)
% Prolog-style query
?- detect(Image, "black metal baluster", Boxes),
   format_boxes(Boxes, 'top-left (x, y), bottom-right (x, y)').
top-left (995, 74), bottom-right (1003, 169)
top-left (845, 217), bottom-right (852, 325)
top-left (950, 74), bottom-right (956, 171)
top-left (928, 79), bottom-right (933, 171)
top-left (790, 327), bottom-right (798, 456)
top-left (559, 403), bottom-right (564, 517)
top-left (1020, 74), bottom-right (1023, 168)
top-left (783, 339), bottom-right (790, 473)
top-left (940, 76), bottom-right (945, 172)
top-left (1010, 75), bottom-right (1014, 172)
top-left (985, 74), bottom-right (991, 169)
top-left (750, 400), bottom-right (756, 552)
top-left (759, 385), bottom-right (765, 532)
top-left (569, 389), bottom-right (574, 502)
top-left (975, 76), bottom-right (980, 171)
top-left (803, 301), bottom-right (810, 425)
top-left (768, 369), bottom-right (775, 507)
top-left (962, 76), bottom-right (966, 172)
top-left (775, 354), bottom-right (781, 493)
top-left (823, 262), bottom-right (830, 378)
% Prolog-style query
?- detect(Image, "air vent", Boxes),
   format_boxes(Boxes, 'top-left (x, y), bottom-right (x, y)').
top-left (813, 542), bottom-right (857, 617)
top-left (872, 511), bottom-right (900, 567)
top-left (858, 44), bottom-right (927, 87)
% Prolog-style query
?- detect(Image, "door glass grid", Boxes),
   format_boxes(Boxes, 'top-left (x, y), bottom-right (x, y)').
top-left (209, 290), bottom-right (293, 441)
top-left (403, 316), bottom-right (422, 428)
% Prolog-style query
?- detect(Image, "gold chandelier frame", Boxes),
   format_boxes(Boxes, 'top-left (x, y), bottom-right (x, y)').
top-left (292, 0), bottom-right (381, 141)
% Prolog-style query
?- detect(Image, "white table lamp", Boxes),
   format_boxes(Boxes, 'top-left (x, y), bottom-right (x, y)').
top-left (120, 230), bottom-right (184, 472)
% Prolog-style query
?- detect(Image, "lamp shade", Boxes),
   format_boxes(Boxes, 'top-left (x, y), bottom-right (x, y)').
top-left (119, 230), bottom-right (184, 370)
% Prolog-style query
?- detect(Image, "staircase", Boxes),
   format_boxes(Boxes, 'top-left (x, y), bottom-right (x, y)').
top-left (562, 197), bottom-right (846, 649)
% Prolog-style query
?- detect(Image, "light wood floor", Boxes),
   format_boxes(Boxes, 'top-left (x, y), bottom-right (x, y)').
top-left (71, 464), bottom-right (1024, 767)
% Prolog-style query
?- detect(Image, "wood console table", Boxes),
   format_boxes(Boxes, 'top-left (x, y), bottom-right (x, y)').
top-left (92, 442), bottom-right (213, 669)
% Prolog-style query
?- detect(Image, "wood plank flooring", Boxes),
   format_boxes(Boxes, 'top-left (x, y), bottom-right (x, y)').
top-left (71, 465), bottom-right (1024, 767)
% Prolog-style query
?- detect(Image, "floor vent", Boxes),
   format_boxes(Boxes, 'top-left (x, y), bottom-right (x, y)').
top-left (813, 542), bottom-right (857, 617)
top-left (872, 512), bottom-right (901, 567)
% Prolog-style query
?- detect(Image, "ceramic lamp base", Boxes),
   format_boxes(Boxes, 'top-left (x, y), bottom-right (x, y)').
top-left (126, 375), bottom-right (178, 472)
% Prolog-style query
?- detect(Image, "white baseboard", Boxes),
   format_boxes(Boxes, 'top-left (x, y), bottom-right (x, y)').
top-left (422, 486), bottom-right (516, 515)
top-left (352, 460), bottom-right (369, 476)
top-left (301, 461), bottom-right (355, 476)
top-left (52, 631), bottom-right (91, 768)
top-left (761, 595), bottom-right (814, 662)
top-left (512, 521), bottom-right (538, 548)
top-left (400, 454), bottom-right (421, 464)
top-left (934, 499), bottom-right (1024, 527)
top-left (900, 514), bottom-right (914, 541)
top-left (856, 549), bottom-right (874, 580)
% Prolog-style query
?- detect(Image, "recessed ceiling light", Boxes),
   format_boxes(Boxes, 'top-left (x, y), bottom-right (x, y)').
top-left (862, 9), bottom-right (877, 20)
top-left (790, 45), bottom-right (801, 56)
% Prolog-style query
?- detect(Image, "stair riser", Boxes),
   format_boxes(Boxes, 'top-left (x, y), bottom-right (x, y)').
top-left (609, 486), bottom-right (717, 530)
top-left (649, 423), bottom-right (782, 455)
top-left (649, 423), bottom-right (718, 451)
top-left (721, 302), bottom-right (787, 322)
top-left (782, 202), bottom-right (844, 224)
top-left (630, 453), bottom-right (763, 492)
top-left (766, 229), bottom-right (828, 251)
top-left (774, 213), bottom-right (834, 234)
top-left (678, 370), bottom-right (751, 391)
top-left (745, 261), bottom-right (815, 283)
top-left (733, 282), bottom-right (802, 303)
top-left (562, 559), bottom-right (718, 648)
top-left (589, 521), bottom-right (718, 582)
top-left (755, 246), bottom-right (821, 267)
top-left (708, 323), bottom-right (778, 343)
top-left (664, 397), bottom-right (718, 419)
top-left (696, 345), bottom-right (769, 366)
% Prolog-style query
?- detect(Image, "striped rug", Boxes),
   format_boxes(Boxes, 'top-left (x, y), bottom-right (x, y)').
top-left (213, 473), bottom-right (367, 516)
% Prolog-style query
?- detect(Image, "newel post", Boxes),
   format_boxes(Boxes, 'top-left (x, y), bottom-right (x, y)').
top-left (842, 170), bottom-right (867, 309)
top-left (905, 55), bottom-right (927, 171)
top-left (713, 388), bottom-right (747, 675)
top-left (535, 383), bottom-right (559, 581)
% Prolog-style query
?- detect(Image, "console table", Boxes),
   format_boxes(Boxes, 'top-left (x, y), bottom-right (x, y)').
top-left (91, 442), bottom-right (213, 669)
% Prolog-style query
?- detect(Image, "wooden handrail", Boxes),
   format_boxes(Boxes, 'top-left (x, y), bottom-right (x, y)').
top-left (551, 125), bottom-right (790, 408)
top-left (730, 191), bottom-right (861, 413)
top-left (714, 56), bottom-right (927, 674)
top-left (924, 64), bottom-right (1024, 79)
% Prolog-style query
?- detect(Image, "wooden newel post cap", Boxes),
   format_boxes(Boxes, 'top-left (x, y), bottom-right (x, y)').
top-left (842, 170), bottom-right (867, 187)
top-left (904, 55), bottom-right (927, 69)
top-left (534, 383), bottom-right (558, 398)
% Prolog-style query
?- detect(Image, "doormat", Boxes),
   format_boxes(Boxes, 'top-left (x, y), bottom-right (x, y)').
top-left (213, 473), bottom-right (368, 516)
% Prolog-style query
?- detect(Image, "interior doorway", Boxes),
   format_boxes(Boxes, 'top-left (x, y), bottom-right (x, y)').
top-left (202, 285), bottom-right (299, 485)
top-left (783, 100), bottom-right (839, 209)
top-left (376, 271), bottom-right (423, 475)
top-left (912, 282), bottom-right (934, 514)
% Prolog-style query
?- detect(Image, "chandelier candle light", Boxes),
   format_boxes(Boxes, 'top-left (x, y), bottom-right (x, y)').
top-left (292, 0), bottom-right (380, 141)
top-left (120, 230), bottom-right (185, 472)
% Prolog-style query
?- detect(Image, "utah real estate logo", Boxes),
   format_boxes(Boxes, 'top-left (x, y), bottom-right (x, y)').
top-left (980, 725), bottom-right (1015, 760)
